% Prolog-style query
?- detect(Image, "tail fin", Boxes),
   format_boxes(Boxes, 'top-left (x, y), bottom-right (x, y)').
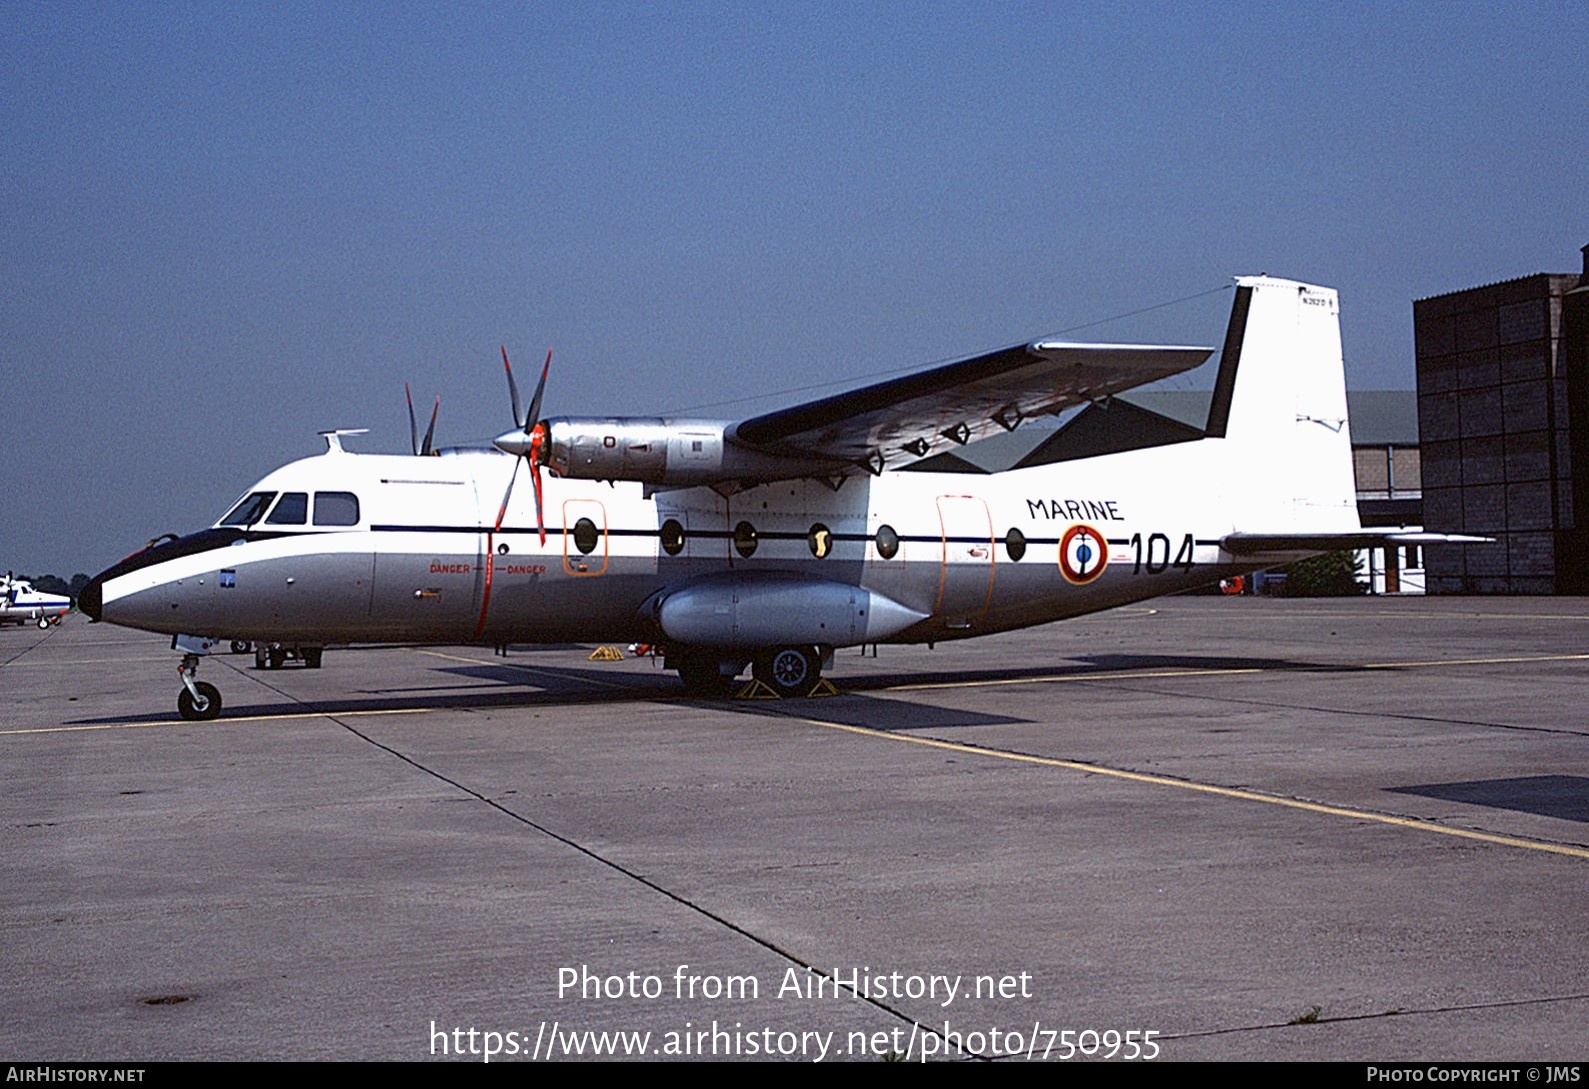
top-left (1208, 276), bottom-right (1361, 534)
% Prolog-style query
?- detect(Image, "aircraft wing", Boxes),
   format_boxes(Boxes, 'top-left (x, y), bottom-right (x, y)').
top-left (730, 340), bottom-right (1212, 475)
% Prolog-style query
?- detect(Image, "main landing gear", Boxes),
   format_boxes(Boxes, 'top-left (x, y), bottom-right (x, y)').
top-left (671, 645), bottom-right (826, 699)
top-left (176, 653), bottom-right (222, 721)
top-left (251, 642), bottom-right (323, 670)
top-left (752, 645), bottom-right (820, 699)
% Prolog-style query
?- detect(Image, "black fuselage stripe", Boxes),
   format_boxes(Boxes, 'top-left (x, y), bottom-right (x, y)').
top-left (372, 524), bottom-right (1048, 545)
top-left (136, 525), bottom-right (1190, 560)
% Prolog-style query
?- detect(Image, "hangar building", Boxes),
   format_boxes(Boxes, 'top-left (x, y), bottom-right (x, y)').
top-left (1414, 246), bottom-right (1589, 594)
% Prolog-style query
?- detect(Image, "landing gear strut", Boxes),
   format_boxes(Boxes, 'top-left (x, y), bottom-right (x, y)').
top-left (176, 653), bottom-right (222, 721)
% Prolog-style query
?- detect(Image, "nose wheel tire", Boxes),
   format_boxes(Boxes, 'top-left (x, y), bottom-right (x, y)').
top-left (177, 681), bottom-right (222, 721)
top-left (753, 646), bottom-right (820, 698)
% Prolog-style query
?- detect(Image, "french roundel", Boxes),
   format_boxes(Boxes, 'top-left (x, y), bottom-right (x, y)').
top-left (1058, 523), bottom-right (1108, 585)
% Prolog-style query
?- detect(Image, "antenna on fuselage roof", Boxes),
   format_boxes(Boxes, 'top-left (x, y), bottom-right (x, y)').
top-left (318, 429), bottom-right (369, 454)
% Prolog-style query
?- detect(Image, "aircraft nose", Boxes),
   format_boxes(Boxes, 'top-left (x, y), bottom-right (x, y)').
top-left (79, 573), bottom-right (103, 621)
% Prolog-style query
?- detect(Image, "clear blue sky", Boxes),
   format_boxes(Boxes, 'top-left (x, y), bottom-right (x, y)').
top-left (3, 2), bottom-right (1585, 577)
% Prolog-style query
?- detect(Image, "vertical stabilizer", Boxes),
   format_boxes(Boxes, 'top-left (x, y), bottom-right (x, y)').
top-left (1208, 276), bottom-right (1360, 533)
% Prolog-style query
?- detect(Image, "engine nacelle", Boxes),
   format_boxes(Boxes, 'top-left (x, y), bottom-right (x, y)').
top-left (542, 418), bottom-right (727, 485)
top-left (540, 417), bottom-right (843, 488)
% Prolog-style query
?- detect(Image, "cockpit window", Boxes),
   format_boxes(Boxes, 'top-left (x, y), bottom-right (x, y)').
top-left (219, 492), bottom-right (276, 527)
top-left (313, 491), bottom-right (360, 526)
top-left (265, 492), bottom-right (308, 525)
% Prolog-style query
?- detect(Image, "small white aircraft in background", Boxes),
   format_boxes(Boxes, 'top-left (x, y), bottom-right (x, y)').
top-left (82, 276), bottom-right (1483, 720)
top-left (2, 574), bottom-right (71, 629)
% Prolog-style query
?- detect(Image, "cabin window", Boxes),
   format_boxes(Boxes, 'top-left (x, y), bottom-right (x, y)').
top-left (1005, 527), bottom-right (1027, 562)
top-left (572, 517), bottom-right (600, 555)
top-left (807, 523), bottom-right (832, 558)
top-left (313, 491), bottom-right (360, 526)
top-left (733, 521), bottom-right (758, 558)
top-left (265, 492), bottom-right (308, 525)
top-left (875, 524), bottom-right (900, 560)
top-left (660, 518), bottom-right (685, 556)
top-left (219, 492), bottom-right (276, 527)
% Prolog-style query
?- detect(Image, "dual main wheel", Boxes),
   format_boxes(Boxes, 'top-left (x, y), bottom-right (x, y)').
top-left (753, 646), bottom-right (820, 698)
top-left (675, 645), bottom-right (822, 699)
top-left (252, 645), bottom-right (323, 669)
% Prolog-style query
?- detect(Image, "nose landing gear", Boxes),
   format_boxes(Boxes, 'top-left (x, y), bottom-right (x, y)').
top-left (176, 652), bottom-right (222, 721)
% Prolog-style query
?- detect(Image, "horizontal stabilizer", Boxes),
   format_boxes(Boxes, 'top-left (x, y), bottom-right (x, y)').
top-left (1221, 531), bottom-right (1492, 555)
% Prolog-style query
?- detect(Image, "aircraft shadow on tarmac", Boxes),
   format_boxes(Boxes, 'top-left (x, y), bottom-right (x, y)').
top-left (1389, 776), bottom-right (1589, 824)
top-left (63, 651), bottom-right (1373, 728)
top-left (825, 652), bottom-right (1372, 693)
top-left (731, 696), bottom-right (1030, 732)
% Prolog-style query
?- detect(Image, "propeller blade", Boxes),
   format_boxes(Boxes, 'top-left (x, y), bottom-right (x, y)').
top-left (476, 456), bottom-right (523, 641)
top-left (530, 423), bottom-right (546, 545)
top-left (501, 345), bottom-right (523, 431)
top-left (421, 396), bottom-right (439, 457)
top-left (524, 347), bottom-right (551, 431)
top-left (497, 345), bottom-right (552, 543)
top-left (405, 382), bottom-right (419, 456)
top-left (494, 456), bottom-right (521, 533)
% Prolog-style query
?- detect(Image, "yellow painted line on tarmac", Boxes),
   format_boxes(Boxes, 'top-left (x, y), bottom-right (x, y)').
top-left (0, 708), bottom-right (433, 736)
top-left (1363, 653), bottom-right (1589, 670)
top-left (0, 656), bottom-right (179, 667)
top-left (4, 648), bottom-right (647, 737)
top-left (413, 648), bottom-right (532, 667)
top-left (1389, 612), bottom-right (1589, 622)
top-left (793, 716), bottom-right (1589, 862)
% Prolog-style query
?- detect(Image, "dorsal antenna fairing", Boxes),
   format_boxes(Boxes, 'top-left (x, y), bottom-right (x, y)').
top-left (319, 429), bottom-right (369, 454)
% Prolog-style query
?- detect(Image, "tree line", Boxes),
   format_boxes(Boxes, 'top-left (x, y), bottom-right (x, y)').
top-left (12, 573), bottom-right (92, 603)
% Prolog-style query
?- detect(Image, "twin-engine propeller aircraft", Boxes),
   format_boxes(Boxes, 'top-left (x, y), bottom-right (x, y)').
top-left (82, 276), bottom-right (1482, 720)
top-left (2, 574), bottom-right (71, 629)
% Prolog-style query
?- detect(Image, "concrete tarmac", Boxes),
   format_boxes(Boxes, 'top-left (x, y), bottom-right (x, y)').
top-left (3, 595), bottom-right (1588, 1062)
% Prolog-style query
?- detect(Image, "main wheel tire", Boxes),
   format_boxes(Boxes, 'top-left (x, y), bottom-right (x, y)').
top-left (753, 645), bottom-right (819, 698)
top-left (267, 647), bottom-right (286, 669)
top-left (37, 617), bottom-right (50, 629)
top-left (177, 682), bottom-right (222, 721)
top-left (230, 640), bottom-right (250, 654)
top-left (302, 647), bottom-right (323, 669)
top-left (677, 655), bottom-right (734, 699)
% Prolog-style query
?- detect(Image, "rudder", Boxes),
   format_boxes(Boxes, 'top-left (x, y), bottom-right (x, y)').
top-left (1207, 276), bottom-right (1360, 533)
